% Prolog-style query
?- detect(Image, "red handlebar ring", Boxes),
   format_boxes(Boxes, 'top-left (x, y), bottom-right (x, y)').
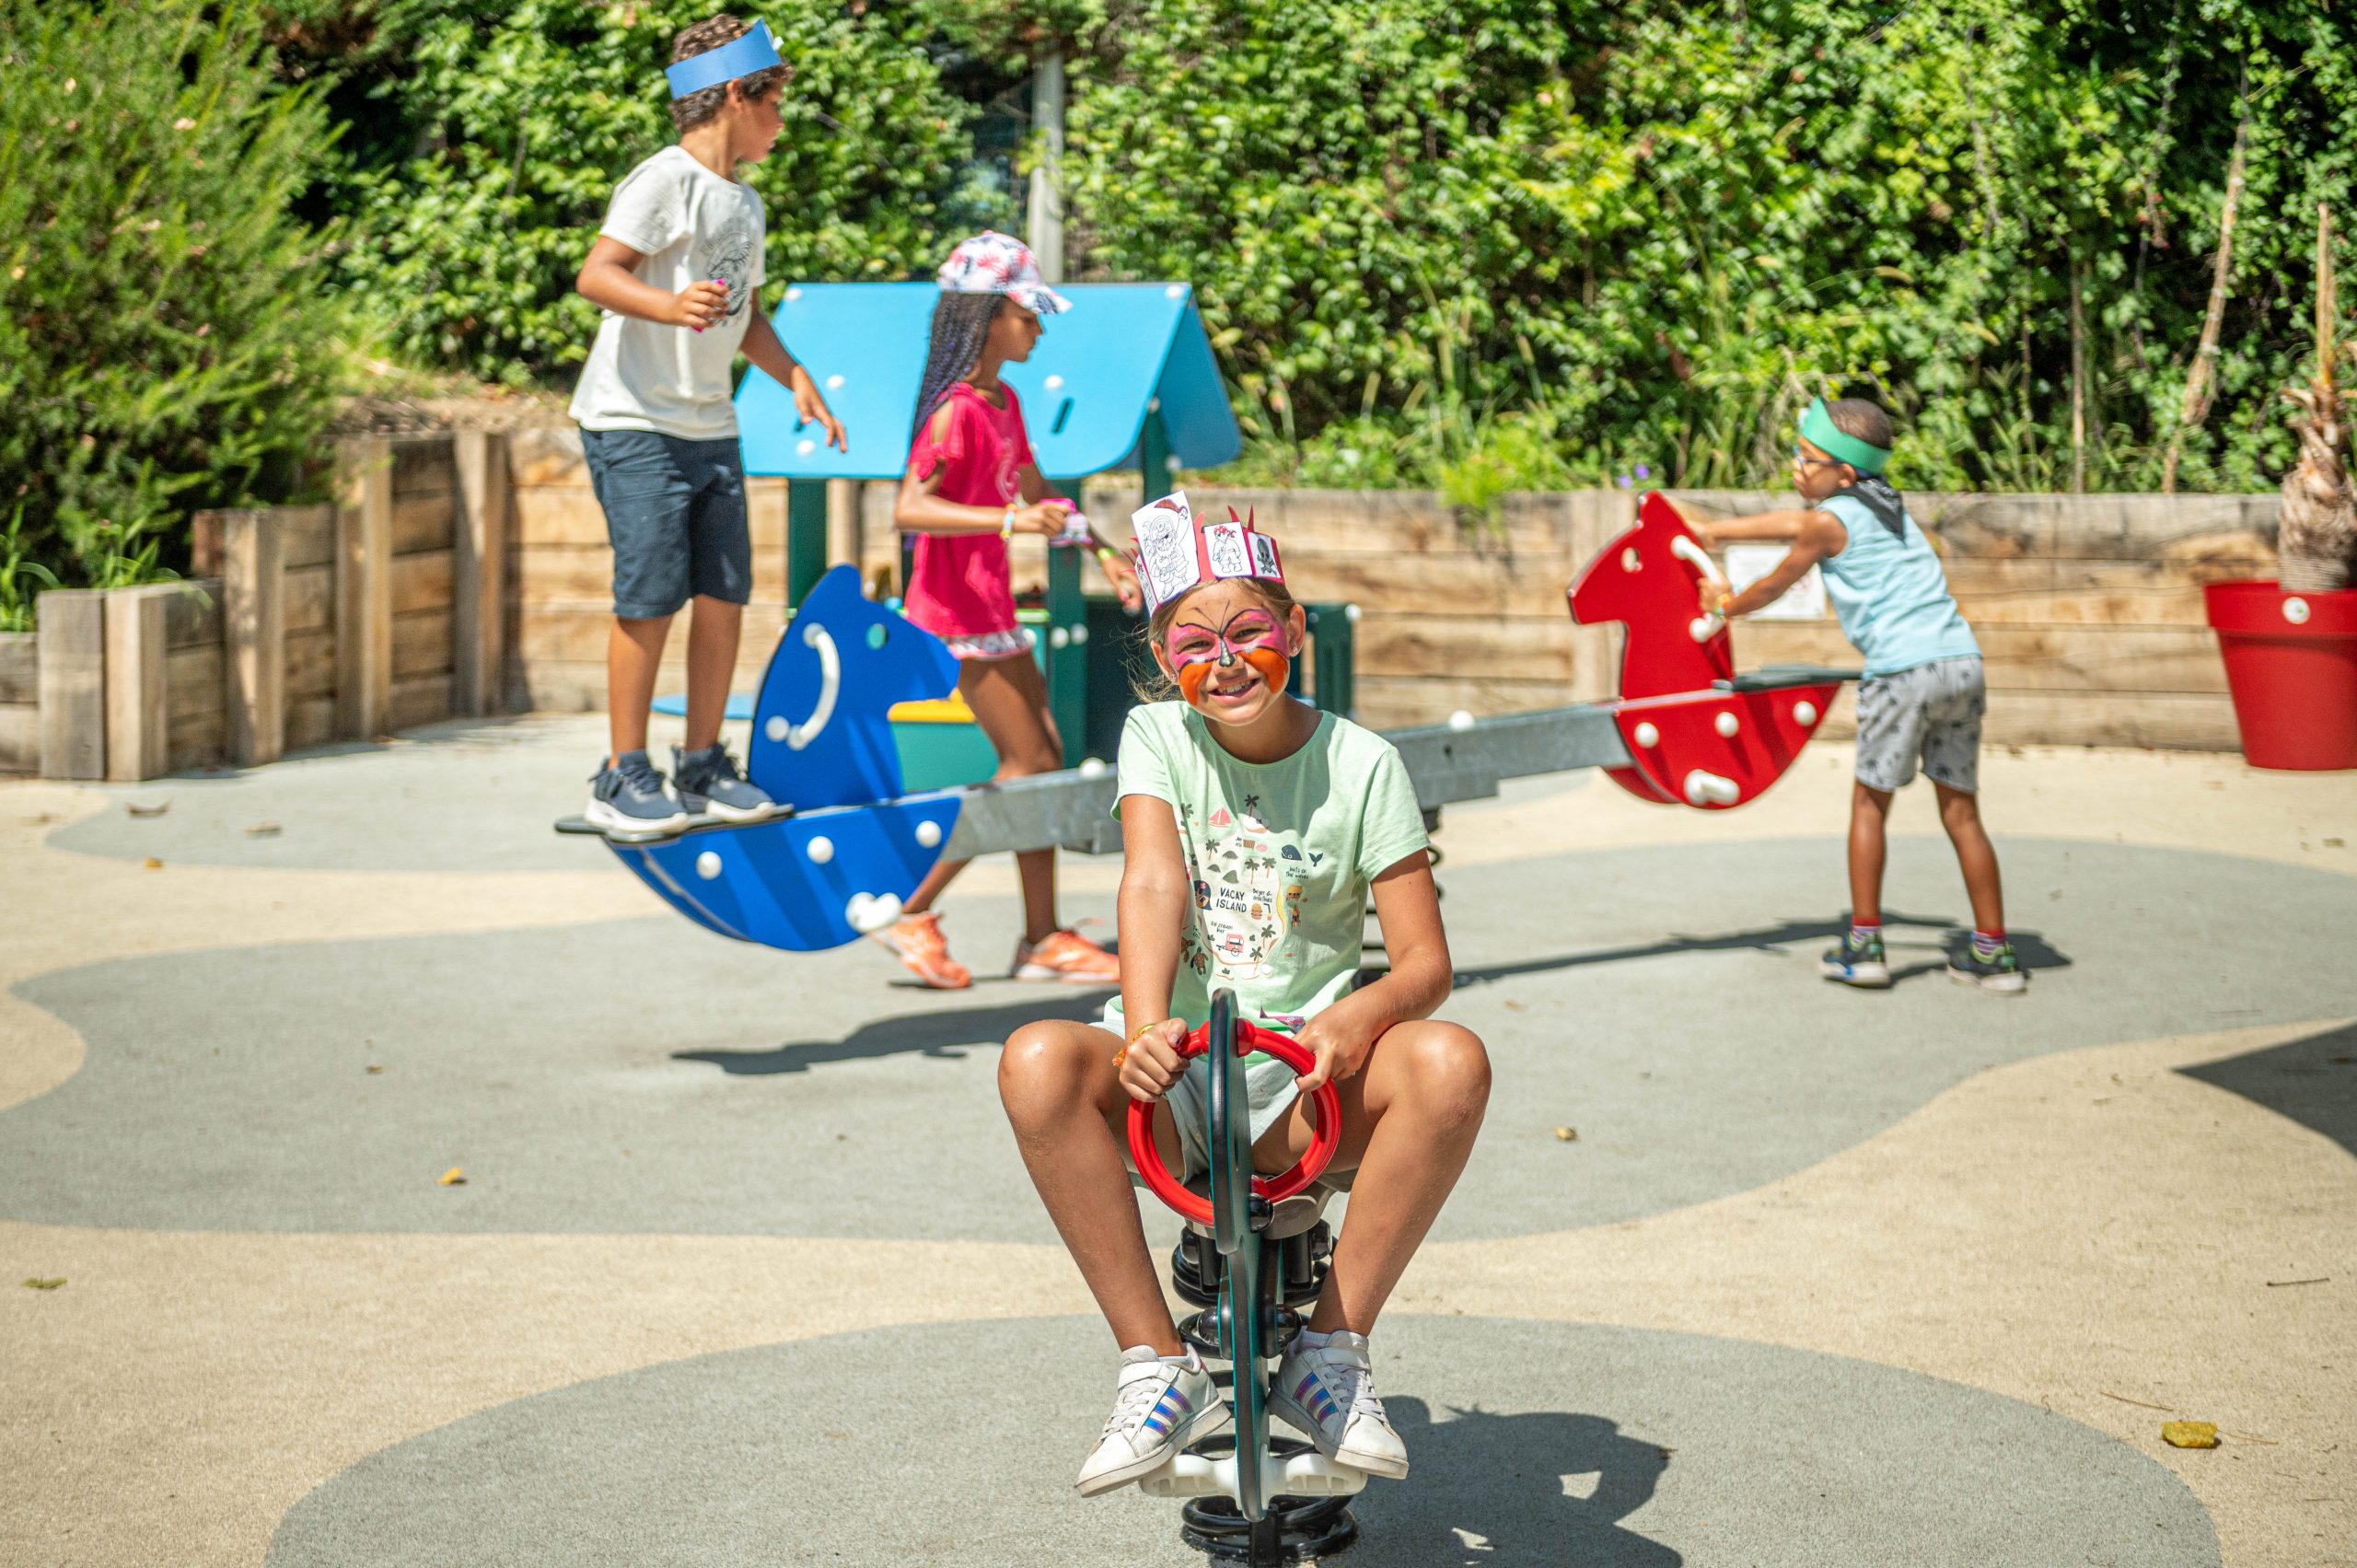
top-left (1126, 1019), bottom-right (1343, 1225)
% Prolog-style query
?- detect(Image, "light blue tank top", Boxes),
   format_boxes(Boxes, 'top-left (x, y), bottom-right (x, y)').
top-left (1817, 491), bottom-right (1980, 677)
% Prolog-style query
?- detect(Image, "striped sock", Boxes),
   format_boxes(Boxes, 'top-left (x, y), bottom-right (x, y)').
top-left (1972, 929), bottom-right (2005, 959)
top-left (1850, 922), bottom-right (1882, 946)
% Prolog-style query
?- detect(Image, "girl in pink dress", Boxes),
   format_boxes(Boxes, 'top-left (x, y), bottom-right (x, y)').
top-left (882, 232), bottom-right (1143, 989)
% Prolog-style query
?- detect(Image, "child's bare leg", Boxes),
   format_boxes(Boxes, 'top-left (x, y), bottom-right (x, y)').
top-left (1262, 1020), bottom-right (1491, 1336)
top-left (681, 595), bottom-right (742, 753)
top-left (1000, 1018), bottom-right (1182, 1353)
top-left (905, 654), bottom-right (1063, 926)
top-left (1848, 780), bottom-right (1894, 926)
top-left (606, 613), bottom-right (673, 760)
top-left (1933, 782), bottom-right (2005, 933)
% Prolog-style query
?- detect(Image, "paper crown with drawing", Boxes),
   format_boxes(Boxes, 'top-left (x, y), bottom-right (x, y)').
top-left (1128, 490), bottom-right (1285, 613)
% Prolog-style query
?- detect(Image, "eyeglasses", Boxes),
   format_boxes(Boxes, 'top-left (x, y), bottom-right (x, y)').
top-left (1792, 446), bottom-right (1842, 470)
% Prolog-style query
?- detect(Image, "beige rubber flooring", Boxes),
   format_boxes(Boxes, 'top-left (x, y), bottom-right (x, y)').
top-left (3, 726), bottom-right (2351, 1565)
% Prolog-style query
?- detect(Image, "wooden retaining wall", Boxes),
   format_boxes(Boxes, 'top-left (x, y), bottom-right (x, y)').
top-left (506, 427), bottom-right (858, 714)
top-left (5, 447), bottom-right (2275, 781)
top-left (843, 482), bottom-right (2263, 743)
top-left (22, 432), bottom-right (513, 781)
top-left (0, 631), bottom-right (36, 773)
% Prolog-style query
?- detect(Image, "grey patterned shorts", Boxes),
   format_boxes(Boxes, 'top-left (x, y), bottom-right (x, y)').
top-left (1855, 656), bottom-right (1985, 794)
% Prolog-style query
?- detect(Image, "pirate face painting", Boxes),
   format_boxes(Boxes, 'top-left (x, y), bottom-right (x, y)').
top-left (1164, 581), bottom-right (1297, 723)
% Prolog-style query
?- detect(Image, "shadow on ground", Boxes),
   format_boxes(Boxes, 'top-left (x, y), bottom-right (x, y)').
top-left (1455, 909), bottom-right (2070, 992)
top-left (2179, 1019), bottom-right (2357, 1159)
top-left (676, 989), bottom-right (1115, 1074)
top-left (264, 1317), bottom-right (2215, 1568)
top-left (1353, 1398), bottom-right (1677, 1565)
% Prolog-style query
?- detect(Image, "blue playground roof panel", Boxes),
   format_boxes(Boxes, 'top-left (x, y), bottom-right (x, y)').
top-left (735, 282), bottom-right (1239, 481)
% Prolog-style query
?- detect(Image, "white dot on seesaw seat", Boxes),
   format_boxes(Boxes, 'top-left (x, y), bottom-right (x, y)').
top-left (1633, 722), bottom-right (1660, 749)
top-left (1344, 603), bottom-right (1361, 622)
top-left (695, 851), bottom-right (722, 880)
top-left (1448, 710), bottom-right (1475, 731)
top-left (1165, 284), bottom-right (1186, 299)
top-left (1071, 623), bottom-right (1089, 645)
top-left (2283, 596), bottom-right (2312, 625)
top-left (825, 374), bottom-right (844, 391)
top-left (915, 820), bottom-right (943, 848)
top-left (766, 716), bottom-right (788, 742)
top-left (1079, 757), bottom-right (1109, 778)
top-left (1714, 711), bottom-right (1739, 738)
top-left (807, 836), bottom-right (834, 865)
top-left (1045, 374), bottom-right (1065, 390)
top-left (1794, 701), bottom-right (1818, 727)
top-left (795, 438), bottom-right (817, 457)
top-left (845, 891), bottom-right (901, 933)
top-left (785, 286), bottom-right (802, 301)
top-left (1050, 626), bottom-right (1070, 648)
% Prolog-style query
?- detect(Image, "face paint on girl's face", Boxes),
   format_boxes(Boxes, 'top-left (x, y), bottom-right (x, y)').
top-left (1168, 607), bottom-right (1291, 710)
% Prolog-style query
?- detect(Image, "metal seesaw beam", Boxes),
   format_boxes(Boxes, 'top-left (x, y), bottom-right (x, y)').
top-left (556, 667), bottom-right (1854, 856)
top-left (936, 703), bottom-right (1636, 861)
top-left (933, 668), bottom-right (1856, 859)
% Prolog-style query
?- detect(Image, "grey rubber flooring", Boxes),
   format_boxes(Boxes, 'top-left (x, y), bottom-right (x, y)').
top-left (264, 1316), bottom-right (2220, 1568)
top-left (10, 837), bottom-right (2351, 1241)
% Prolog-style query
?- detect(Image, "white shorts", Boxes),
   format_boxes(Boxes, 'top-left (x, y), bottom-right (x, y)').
top-left (943, 626), bottom-right (1037, 662)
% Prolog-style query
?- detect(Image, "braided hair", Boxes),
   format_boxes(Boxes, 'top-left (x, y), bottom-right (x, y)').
top-left (908, 292), bottom-right (1004, 445)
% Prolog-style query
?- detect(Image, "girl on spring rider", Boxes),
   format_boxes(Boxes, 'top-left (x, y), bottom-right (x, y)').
top-left (998, 494), bottom-right (1492, 1495)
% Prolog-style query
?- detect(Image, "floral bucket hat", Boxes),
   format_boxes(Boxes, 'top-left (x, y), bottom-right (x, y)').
top-left (936, 231), bottom-right (1072, 316)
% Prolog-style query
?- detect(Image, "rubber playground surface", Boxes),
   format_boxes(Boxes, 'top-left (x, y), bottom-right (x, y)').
top-left (5, 714), bottom-right (2353, 1566)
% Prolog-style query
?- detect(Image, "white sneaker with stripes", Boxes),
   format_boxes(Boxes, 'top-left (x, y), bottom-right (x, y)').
top-left (1074, 1346), bottom-right (1231, 1496)
top-left (1268, 1329), bottom-right (1409, 1479)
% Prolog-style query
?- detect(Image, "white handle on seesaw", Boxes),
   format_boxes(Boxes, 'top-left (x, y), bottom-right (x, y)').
top-left (1668, 535), bottom-right (1728, 642)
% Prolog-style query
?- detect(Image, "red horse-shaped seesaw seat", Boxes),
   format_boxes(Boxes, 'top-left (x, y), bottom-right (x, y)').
top-left (1566, 493), bottom-right (1841, 809)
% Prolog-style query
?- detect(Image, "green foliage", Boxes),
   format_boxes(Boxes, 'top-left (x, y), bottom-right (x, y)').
top-left (1062, 0), bottom-right (2356, 494)
top-left (0, 0), bottom-right (346, 616)
top-left (298, 0), bottom-right (986, 384)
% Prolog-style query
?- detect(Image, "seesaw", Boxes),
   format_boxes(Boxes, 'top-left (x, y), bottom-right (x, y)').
top-left (554, 494), bottom-right (1856, 948)
top-left (1130, 989), bottom-right (1361, 1565)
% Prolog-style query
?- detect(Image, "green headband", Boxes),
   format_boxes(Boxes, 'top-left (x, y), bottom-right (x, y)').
top-left (1798, 398), bottom-right (1890, 476)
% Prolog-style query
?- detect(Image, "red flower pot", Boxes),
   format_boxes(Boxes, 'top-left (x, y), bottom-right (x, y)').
top-left (2204, 580), bottom-right (2357, 771)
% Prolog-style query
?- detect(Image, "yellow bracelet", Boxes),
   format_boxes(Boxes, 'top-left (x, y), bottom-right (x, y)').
top-left (999, 505), bottom-right (1017, 540)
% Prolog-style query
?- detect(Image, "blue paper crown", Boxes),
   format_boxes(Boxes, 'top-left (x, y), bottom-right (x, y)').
top-left (665, 20), bottom-right (781, 99)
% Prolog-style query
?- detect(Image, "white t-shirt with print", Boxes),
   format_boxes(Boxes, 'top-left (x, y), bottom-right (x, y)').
top-left (568, 145), bottom-right (766, 440)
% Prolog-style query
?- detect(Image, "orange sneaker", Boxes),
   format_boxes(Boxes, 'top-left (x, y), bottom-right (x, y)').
top-left (1013, 927), bottom-right (1121, 985)
top-left (873, 912), bottom-right (971, 990)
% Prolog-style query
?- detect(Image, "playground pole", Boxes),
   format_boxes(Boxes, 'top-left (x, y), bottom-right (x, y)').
top-left (786, 478), bottom-right (828, 610)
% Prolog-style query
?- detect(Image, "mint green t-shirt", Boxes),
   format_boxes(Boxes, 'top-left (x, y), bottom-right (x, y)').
top-left (1107, 701), bottom-right (1430, 1039)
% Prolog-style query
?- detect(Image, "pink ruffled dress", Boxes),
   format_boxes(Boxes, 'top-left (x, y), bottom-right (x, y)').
top-left (904, 382), bottom-right (1036, 660)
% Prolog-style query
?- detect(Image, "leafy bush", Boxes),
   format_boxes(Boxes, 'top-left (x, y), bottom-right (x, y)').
top-left (1060, 0), bottom-right (2355, 494)
top-left (295, 0), bottom-right (989, 385)
top-left (0, 0), bottom-right (346, 621)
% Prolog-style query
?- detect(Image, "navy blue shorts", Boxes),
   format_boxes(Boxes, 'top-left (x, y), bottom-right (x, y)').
top-left (580, 426), bottom-right (751, 620)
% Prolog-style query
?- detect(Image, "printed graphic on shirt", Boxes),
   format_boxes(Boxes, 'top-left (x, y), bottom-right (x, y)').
top-left (707, 220), bottom-right (758, 321)
top-left (1176, 794), bottom-right (1314, 984)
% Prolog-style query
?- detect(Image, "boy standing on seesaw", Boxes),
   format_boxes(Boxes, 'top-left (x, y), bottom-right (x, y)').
top-left (1686, 397), bottom-right (2026, 993)
top-left (571, 14), bottom-right (845, 835)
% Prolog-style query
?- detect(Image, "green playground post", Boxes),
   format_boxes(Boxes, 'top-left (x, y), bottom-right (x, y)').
top-left (1045, 499), bottom-right (1089, 768)
top-left (785, 479), bottom-right (828, 609)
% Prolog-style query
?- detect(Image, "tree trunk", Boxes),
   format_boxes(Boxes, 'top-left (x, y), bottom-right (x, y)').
top-left (2279, 395), bottom-right (2354, 592)
top-left (2162, 97), bottom-right (2249, 495)
top-left (2278, 204), bottom-right (2354, 592)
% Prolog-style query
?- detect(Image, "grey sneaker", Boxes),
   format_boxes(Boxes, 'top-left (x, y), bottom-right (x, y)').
top-left (1819, 929), bottom-right (1891, 988)
top-left (1949, 941), bottom-right (2028, 993)
top-left (585, 749), bottom-right (689, 835)
top-left (673, 742), bottom-right (778, 821)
